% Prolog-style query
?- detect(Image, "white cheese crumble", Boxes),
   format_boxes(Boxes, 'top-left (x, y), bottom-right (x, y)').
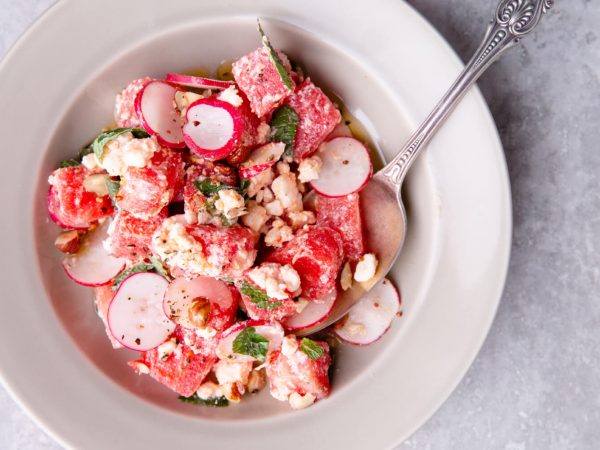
top-left (82, 173), bottom-right (110, 196)
top-left (241, 201), bottom-right (268, 233)
top-left (297, 155), bottom-right (322, 183)
top-left (217, 85), bottom-right (243, 107)
top-left (196, 381), bottom-right (224, 400)
top-left (256, 122), bottom-right (271, 145)
top-left (289, 392), bottom-right (316, 410)
top-left (246, 262), bottom-right (301, 300)
top-left (340, 262), bottom-right (353, 291)
top-left (271, 172), bottom-right (303, 212)
top-left (247, 168), bottom-right (275, 198)
top-left (286, 211), bottom-right (316, 230)
top-left (214, 189), bottom-right (246, 219)
top-left (214, 360), bottom-right (253, 386)
top-left (81, 153), bottom-right (101, 171)
top-left (265, 200), bottom-right (284, 216)
top-left (174, 90), bottom-right (203, 114)
top-left (276, 161), bottom-right (290, 175)
top-left (281, 335), bottom-right (299, 357)
top-left (100, 133), bottom-right (159, 176)
top-left (157, 338), bottom-right (177, 361)
top-left (264, 219), bottom-right (294, 248)
top-left (353, 253), bottom-right (379, 282)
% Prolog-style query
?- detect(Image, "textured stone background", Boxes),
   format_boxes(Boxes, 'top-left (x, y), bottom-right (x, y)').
top-left (1, 1), bottom-right (598, 449)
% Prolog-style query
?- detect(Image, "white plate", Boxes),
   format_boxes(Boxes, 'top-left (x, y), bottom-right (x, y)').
top-left (0, 0), bottom-right (511, 448)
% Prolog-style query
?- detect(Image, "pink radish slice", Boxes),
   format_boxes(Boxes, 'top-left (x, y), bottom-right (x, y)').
top-left (309, 136), bottom-right (373, 198)
top-left (163, 276), bottom-right (233, 329)
top-left (183, 97), bottom-right (243, 160)
top-left (47, 187), bottom-right (88, 230)
top-left (238, 142), bottom-right (285, 178)
top-left (283, 290), bottom-right (337, 331)
top-left (134, 80), bottom-right (185, 148)
top-left (165, 73), bottom-right (234, 90)
top-left (333, 278), bottom-right (400, 346)
top-left (62, 220), bottom-right (126, 286)
top-left (216, 320), bottom-right (284, 362)
top-left (108, 272), bottom-right (175, 351)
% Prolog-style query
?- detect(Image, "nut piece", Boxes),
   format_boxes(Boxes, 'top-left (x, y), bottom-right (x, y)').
top-left (188, 297), bottom-right (211, 328)
top-left (247, 368), bottom-right (267, 394)
top-left (54, 230), bottom-right (81, 254)
top-left (353, 253), bottom-right (378, 283)
top-left (340, 262), bottom-right (353, 291)
top-left (83, 173), bottom-right (110, 196)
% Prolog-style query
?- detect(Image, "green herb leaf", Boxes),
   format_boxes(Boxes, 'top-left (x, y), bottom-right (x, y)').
top-left (178, 394), bottom-right (229, 407)
top-left (112, 263), bottom-right (155, 291)
top-left (257, 20), bottom-right (293, 90)
top-left (59, 159), bottom-right (81, 168)
top-left (194, 178), bottom-right (238, 196)
top-left (78, 143), bottom-right (94, 160)
top-left (150, 256), bottom-right (171, 280)
top-left (232, 326), bottom-right (270, 362)
top-left (105, 178), bottom-right (120, 202)
top-left (239, 178), bottom-right (250, 197)
top-left (239, 280), bottom-right (283, 310)
top-left (92, 127), bottom-right (150, 161)
top-left (269, 105), bottom-right (299, 159)
top-left (300, 338), bottom-right (325, 360)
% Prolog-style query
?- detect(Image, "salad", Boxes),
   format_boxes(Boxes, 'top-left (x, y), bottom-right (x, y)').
top-left (47, 24), bottom-right (400, 410)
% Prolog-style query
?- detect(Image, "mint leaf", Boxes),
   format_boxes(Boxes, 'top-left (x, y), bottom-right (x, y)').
top-left (239, 178), bottom-right (250, 197)
top-left (257, 20), bottom-right (293, 90)
top-left (59, 159), bottom-right (81, 168)
top-left (178, 394), bottom-right (229, 407)
top-left (92, 127), bottom-right (149, 160)
top-left (105, 178), bottom-right (120, 202)
top-left (232, 326), bottom-right (270, 362)
top-left (239, 280), bottom-right (283, 310)
top-left (150, 256), bottom-right (171, 280)
top-left (270, 105), bottom-right (299, 159)
top-left (194, 179), bottom-right (238, 196)
top-left (300, 338), bottom-right (325, 360)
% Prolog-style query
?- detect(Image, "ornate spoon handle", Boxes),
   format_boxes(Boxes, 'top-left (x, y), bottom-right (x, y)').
top-left (382, 0), bottom-right (554, 187)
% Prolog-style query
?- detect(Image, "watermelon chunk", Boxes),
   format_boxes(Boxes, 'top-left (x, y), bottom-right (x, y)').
top-left (232, 47), bottom-right (295, 118)
top-left (130, 326), bottom-right (218, 397)
top-left (266, 336), bottom-right (331, 405)
top-left (104, 209), bottom-right (167, 262)
top-left (116, 148), bottom-right (184, 219)
top-left (48, 166), bottom-right (113, 229)
top-left (94, 285), bottom-right (122, 349)
top-left (266, 226), bottom-right (344, 301)
top-left (287, 78), bottom-right (341, 162)
top-left (315, 193), bottom-right (364, 260)
top-left (227, 94), bottom-right (269, 165)
top-left (114, 77), bottom-right (152, 128)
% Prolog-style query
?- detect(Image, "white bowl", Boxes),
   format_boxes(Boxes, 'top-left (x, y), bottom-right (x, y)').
top-left (0, 0), bottom-right (511, 448)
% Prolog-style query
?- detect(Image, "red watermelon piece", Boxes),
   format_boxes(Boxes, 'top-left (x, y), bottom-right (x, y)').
top-left (105, 209), bottom-right (167, 262)
top-left (227, 93), bottom-right (269, 165)
top-left (48, 166), bottom-right (113, 229)
top-left (237, 281), bottom-right (297, 322)
top-left (130, 326), bottom-right (218, 397)
top-left (266, 336), bottom-right (331, 403)
top-left (266, 226), bottom-right (344, 301)
top-left (232, 47), bottom-right (295, 118)
top-left (114, 77), bottom-right (152, 128)
top-left (287, 78), bottom-right (341, 162)
top-left (315, 193), bottom-right (364, 261)
top-left (94, 285), bottom-right (122, 349)
top-left (117, 148), bottom-right (184, 219)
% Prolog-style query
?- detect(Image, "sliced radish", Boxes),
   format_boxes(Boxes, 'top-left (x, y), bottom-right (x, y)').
top-left (216, 320), bottom-right (284, 362)
top-left (134, 80), bottom-right (185, 148)
top-left (108, 272), bottom-right (175, 351)
top-left (309, 136), bottom-right (372, 198)
top-left (163, 276), bottom-right (233, 329)
top-left (183, 97), bottom-right (243, 161)
top-left (333, 278), bottom-right (400, 346)
top-left (62, 220), bottom-right (126, 286)
top-left (165, 73), bottom-right (234, 90)
top-left (47, 187), bottom-right (88, 230)
top-left (283, 290), bottom-right (337, 331)
top-left (238, 142), bottom-right (285, 178)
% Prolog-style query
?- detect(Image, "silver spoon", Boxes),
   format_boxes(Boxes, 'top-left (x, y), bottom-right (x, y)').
top-left (297, 0), bottom-right (554, 337)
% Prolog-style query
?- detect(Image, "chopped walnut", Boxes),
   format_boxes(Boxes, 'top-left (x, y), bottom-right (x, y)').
top-left (264, 219), bottom-right (294, 248)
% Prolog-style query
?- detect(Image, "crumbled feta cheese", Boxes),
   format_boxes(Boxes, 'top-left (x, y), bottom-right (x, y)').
top-left (246, 262), bottom-right (301, 300)
top-left (214, 360), bottom-right (253, 385)
top-left (81, 153), bottom-right (101, 170)
top-left (289, 392), bottom-right (316, 410)
top-left (131, 361), bottom-right (150, 375)
top-left (247, 168), bottom-right (274, 198)
top-left (217, 86), bottom-right (243, 107)
top-left (340, 262), bottom-right (353, 291)
top-left (265, 200), bottom-right (284, 216)
top-left (256, 122), bottom-right (271, 145)
top-left (100, 133), bottom-right (159, 176)
top-left (271, 172), bottom-right (303, 212)
top-left (353, 253), bottom-right (379, 282)
top-left (295, 297), bottom-right (309, 314)
top-left (256, 187), bottom-right (274, 204)
top-left (281, 335), bottom-right (299, 357)
top-left (214, 189), bottom-right (246, 219)
top-left (286, 211), bottom-right (316, 230)
top-left (264, 219), bottom-right (294, 248)
top-left (82, 173), bottom-right (110, 196)
top-left (241, 201), bottom-right (268, 233)
top-left (157, 338), bottom-right (177, 361)
top-left (195, 325), bottom-right (217, 339)
top-left (196, 381), bottom-right (224, 400)
top-left (297, 156), bottom-right (322, 183)
top-left (175, 90), bottom-right (203, 114)
top-left (276, 161), bottom-right (290, 175)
